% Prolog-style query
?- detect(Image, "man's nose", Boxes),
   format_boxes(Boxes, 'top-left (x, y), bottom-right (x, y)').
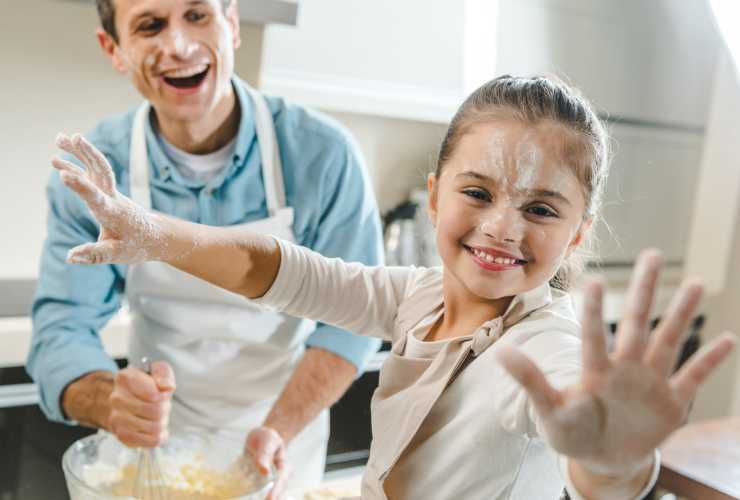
top-left (479, 205), bottom-right (523, 243)
top-left (163, 28), bottom-right (197, 59)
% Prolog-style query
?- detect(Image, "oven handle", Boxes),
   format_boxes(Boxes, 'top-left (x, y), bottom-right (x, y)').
top-left (0, 383), bottom-right (39, 408)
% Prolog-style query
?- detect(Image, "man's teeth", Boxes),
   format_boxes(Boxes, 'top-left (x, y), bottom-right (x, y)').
top-left (471, 248), bottom-right (520, 265)
top-left (163, 64), bottom-right (208, 78)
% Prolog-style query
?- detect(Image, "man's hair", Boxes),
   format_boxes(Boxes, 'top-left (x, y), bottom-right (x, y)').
top-left (96, 0), bottom-right (233, 43)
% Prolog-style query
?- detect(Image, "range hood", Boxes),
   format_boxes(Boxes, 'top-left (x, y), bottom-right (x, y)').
top-left (239, 0), bottom-right (297, 26)
top-left (67, 0), bottom-right (299, 26)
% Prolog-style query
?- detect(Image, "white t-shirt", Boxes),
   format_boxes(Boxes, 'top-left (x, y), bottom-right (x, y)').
top-left (158, 132), bottom-right (236, 182)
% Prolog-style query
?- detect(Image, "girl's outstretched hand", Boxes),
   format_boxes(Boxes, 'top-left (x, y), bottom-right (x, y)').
top-left (53, 133), bottom-right (165, 265)
top-left (497, 249), bottom-right (736, 478)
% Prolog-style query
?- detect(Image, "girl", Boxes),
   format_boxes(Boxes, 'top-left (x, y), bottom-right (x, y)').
top-left (53, 75), bottom-right (734, 499)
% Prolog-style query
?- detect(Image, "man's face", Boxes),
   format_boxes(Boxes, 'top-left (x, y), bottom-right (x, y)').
top-left (101, 0), bottom-right (241, 122)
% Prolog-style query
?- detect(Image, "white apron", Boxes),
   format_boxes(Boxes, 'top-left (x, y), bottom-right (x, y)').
top-left (124, 87), bottom-right (328, 491)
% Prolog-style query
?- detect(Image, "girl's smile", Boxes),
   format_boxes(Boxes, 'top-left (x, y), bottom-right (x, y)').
top-left (428, 119), bottom-right (591, 307)
top-left (464, 244), bottom-right (528, 271)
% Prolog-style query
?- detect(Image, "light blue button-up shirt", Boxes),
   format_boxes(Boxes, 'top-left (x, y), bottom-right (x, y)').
top-left (27, 77), bottom-right (384, 423)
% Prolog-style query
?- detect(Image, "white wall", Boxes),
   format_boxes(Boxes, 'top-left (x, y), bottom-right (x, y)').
top-left (0, 0), bottom-right (141, 279)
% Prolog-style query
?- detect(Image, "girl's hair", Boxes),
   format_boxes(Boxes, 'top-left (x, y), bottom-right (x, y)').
top-left (435, 75), bottom-right (610, 290)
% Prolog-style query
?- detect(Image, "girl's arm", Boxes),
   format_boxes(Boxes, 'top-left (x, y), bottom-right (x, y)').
top-left (496, 250), bottom-right (736, 500)
top-left (52, 133), bottom-right (412, 338)
top-left (51, 133), bottom-right (282, 299)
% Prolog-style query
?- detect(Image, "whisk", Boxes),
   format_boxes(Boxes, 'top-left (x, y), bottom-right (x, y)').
top-left (133, 357), bottom-right (168, 500)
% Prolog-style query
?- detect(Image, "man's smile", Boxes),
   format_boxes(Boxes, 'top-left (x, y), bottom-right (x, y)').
top-left (160, 64), bottom-right (210, 90)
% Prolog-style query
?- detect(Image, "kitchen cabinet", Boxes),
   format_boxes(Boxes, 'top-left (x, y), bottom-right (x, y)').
top-left (495, 0), bottom-right (719, 128)
top-left (595, 124), bottom-right (704, 267)
top-left (65, 0), bottom-right (299, 25)
top-left (260, 0), bottom-right (494, 122)
top-left (261, 0), bottom-right (719, 127)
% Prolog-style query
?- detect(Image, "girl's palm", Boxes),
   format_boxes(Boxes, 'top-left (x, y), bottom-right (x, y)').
top-left (52, 133), bottom-right (159, 264)
top-left (498, 251), bottom-right (735, 474)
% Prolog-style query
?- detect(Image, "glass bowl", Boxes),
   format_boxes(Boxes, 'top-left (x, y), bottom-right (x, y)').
top-left (62, 431), bottom-right (274, 500)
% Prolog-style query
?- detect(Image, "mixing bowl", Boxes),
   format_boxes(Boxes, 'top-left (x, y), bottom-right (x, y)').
top-left (62, 431), bottom-right (274, 500)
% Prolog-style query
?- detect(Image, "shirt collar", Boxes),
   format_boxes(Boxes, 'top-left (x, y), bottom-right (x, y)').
top-left (142, 76), bottom-right (257, 185)
top-left (471, 283), bottom-right (554, 356)
top-left (501, 282), bottom-right (553, 328)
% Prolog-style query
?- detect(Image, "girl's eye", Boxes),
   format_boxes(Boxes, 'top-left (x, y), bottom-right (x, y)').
top-left (527, 205), bottom-right (558, 218)
top-left (138, 18), bottom-right (164, 33)
top-left (462, 188), bottom-right (491, 202)
top-left (185, 10), bottom-right (208, 22)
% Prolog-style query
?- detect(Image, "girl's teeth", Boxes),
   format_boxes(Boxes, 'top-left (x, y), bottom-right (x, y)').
top-left (472, 249), bottom-right (518, 265)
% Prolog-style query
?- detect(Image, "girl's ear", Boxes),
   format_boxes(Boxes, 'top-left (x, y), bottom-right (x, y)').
top-left (566, 217), bottom-right (593, 258)
top-left (426, 173), bottom-right (439, 228)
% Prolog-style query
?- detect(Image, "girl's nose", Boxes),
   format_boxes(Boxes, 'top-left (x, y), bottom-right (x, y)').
top-left (479, 207), bottom-right (523, 243)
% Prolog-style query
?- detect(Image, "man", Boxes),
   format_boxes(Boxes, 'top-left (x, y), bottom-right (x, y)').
top-left (27, 0), bottom-right (382, 494)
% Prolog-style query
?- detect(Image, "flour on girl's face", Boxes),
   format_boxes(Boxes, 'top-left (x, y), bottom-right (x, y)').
top-left (431, 120), bottom-right (589, 302)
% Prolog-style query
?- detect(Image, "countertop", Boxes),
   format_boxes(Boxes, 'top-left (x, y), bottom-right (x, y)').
top-left (0, 274), bottom-right (686, 370)
top-left (287, 466), bottom-right (364, 500)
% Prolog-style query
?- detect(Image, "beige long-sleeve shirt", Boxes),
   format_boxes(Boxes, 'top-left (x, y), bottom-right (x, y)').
top-left (256, 239), bottom-right (658, 499)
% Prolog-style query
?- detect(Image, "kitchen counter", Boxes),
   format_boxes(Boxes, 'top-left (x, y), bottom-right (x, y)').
top-left (0, 274), bottom-right (689, 370)
top-left (0, 310), bottom-right (130, 369)
top-left (287, 466), bottom-right (364, 500)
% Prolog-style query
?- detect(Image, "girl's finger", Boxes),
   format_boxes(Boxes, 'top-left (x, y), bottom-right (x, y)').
top-left (77, 134), bottom-right (117, 191)
top-left (51, 156), bottom-right (85, 176)
top-left (670, 333), bottom-right (736, 404)
top-left (67, 240), bottom-right (126, 265)
top-left (56, 134), bottom-right (93, 175)
top-left (615, 249), bottom-right (662, 361)
top-left (643, 280), bottom-right (703, 376)
top-left (59, 171), bottom-right (106, 211)
top-left (496, 345), bottom-right (561, 416)
top-left (71, 134), bottom-right (102, 183)
top-left (580, 278), bottom-right (611, 373)
top-left (55, 133), bottom-right (76, 156)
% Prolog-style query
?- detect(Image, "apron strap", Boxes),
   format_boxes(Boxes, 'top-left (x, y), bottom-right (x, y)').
top-left (129, 87), bottom-right (288, 217)
top-left (129, 103), bottom-right (153, 210)
top-left (244, 86), bottom-right (287, 216)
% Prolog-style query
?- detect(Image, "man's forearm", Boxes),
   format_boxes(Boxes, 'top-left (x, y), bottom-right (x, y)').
top-left (262, 347), bottom-right (357, 443)
top-left (61, 370), bottom-right (114, 429)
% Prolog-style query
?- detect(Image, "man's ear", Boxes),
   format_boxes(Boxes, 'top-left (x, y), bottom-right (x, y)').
top-left (426, 173), bottom-right (439, 228)
top-left (566, 218), bottom-right (593, 258)
top-left (226, 0), bottom-right (242, 50)
top-left (97, 28), bottom-right (128, 74)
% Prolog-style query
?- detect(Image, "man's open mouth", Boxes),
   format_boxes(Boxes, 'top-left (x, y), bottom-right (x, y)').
top-left (162, 64), bottom-right (210, 89)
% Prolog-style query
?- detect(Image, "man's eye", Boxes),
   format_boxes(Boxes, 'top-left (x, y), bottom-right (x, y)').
top-left (527, 205), bottom-right (557, 218)
top-left (138, 19), bottom-right (164, 32)
top-left (185, 10), bottom-right (207, 22)
top-left (462, 189), bottom-right (491, 202)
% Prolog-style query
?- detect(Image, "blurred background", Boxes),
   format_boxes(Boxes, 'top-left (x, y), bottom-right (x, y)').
top-left (1, 1), bottom-right (740, 498)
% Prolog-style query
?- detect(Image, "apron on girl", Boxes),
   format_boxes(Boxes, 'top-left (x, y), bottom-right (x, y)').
top-left (124, 86), bottom-right (327, 491)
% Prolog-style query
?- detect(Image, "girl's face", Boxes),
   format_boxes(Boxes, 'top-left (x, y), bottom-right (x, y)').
top-left (428, 119), bottom-right (591, 301)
